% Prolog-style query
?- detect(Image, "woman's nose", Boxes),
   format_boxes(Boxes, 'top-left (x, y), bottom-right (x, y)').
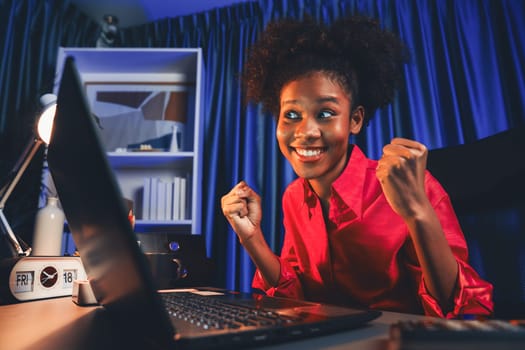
top-left (294, 117), bottom-right (321, 139)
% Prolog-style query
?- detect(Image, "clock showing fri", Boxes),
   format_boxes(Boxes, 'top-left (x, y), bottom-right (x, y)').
top-left (7, 256), bottom-right (87, 302)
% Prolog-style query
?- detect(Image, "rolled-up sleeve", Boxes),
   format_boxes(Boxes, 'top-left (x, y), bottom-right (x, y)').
top-left (417, 177), bottom-right (494, 318)
top-left (418, 261), bottom-right (494, 318)
top-left (252, 256), bottom-right (304, 299)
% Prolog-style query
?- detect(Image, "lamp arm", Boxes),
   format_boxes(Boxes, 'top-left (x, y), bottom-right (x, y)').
top-left (0, 209), bottom-right (31, 256)
top-left (0, 137), bottom-right (42, 256)
top-left (0, 138), bottom-right (43, 209)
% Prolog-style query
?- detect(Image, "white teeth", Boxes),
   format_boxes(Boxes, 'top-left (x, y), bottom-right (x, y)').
top-left (296, 148), bottom-right (322, 157)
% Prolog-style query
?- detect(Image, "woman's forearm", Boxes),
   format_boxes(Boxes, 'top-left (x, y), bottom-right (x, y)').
top-left (240, 229), bottom-right (281, 287)
top-left (406, 203), bottom-right (458, 314)
top-left (406, 202), bottom-right (459, 313)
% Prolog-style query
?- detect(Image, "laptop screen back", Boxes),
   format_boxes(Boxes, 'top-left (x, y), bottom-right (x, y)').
top-left (47, 56), bottom-right (174, 345)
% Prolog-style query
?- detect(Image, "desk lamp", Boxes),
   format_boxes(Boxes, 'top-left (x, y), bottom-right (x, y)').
top-left (0, 94), bottom-right (87, 304)
top-left (0, 94), bottom-right (57, 257)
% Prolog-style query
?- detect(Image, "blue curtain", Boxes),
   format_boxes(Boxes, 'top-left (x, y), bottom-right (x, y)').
top-left (0, 0), bottom-right (99, 254)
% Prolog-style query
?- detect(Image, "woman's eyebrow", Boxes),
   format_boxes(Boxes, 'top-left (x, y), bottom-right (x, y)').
top-left (317, 96), bottom-right (339, 104)
top-left (281, 96), bottom-right (340, 107)
top-left (281, 99), bottom-right (299, 106)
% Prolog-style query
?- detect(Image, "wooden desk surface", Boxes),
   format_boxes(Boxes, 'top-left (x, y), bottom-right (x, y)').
top-left (0, 297), bottom-right (106, 350)
top-left (0, 296), bottom-right (428, 350)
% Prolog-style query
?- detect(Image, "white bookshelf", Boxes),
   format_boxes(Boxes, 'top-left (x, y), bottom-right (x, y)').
top-left (53, 48), bottom-right (204, 235)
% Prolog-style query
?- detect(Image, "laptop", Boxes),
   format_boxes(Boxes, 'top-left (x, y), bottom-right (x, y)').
top-left (47, 56), bottom-right (381, 349)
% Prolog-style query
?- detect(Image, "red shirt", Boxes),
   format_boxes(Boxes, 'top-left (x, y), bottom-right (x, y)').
top-left (252, 145), bottom-right (493, 318)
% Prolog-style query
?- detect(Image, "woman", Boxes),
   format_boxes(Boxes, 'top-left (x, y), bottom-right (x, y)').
top-left (221, 15), bottom-right (493, 318)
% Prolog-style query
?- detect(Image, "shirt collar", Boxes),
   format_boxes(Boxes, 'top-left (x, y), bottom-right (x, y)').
top-left (300, 144), bottom-right (368, 219)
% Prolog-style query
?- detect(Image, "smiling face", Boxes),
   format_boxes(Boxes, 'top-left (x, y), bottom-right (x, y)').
top-left (276, 71), bottom-right (364, 189)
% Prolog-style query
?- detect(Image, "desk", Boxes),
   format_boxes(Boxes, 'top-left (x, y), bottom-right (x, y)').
top-left (0, 296), bottom-right (428, 350)
top-left (0, 297), bottom-right (109, 350)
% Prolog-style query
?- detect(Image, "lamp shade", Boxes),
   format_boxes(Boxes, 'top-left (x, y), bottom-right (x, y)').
top-left (37, 93), bottom-right (57, 144)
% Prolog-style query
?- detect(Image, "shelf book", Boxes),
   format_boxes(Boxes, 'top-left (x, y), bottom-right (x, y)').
top-left (142, 176), bottom-right (189, 221)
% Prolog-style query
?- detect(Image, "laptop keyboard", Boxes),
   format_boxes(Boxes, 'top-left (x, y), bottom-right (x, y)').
top-left (162, 293), bottom-right (302, 330)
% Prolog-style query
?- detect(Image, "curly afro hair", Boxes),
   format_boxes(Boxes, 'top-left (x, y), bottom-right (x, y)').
top-left (241, 15), bottom-right (410, 125)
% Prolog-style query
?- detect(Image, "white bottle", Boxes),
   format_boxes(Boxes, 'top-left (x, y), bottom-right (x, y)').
top-left (32, 196), bottom-right (65, 256)
top-left (169, 122), bottom-right (185, 152)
